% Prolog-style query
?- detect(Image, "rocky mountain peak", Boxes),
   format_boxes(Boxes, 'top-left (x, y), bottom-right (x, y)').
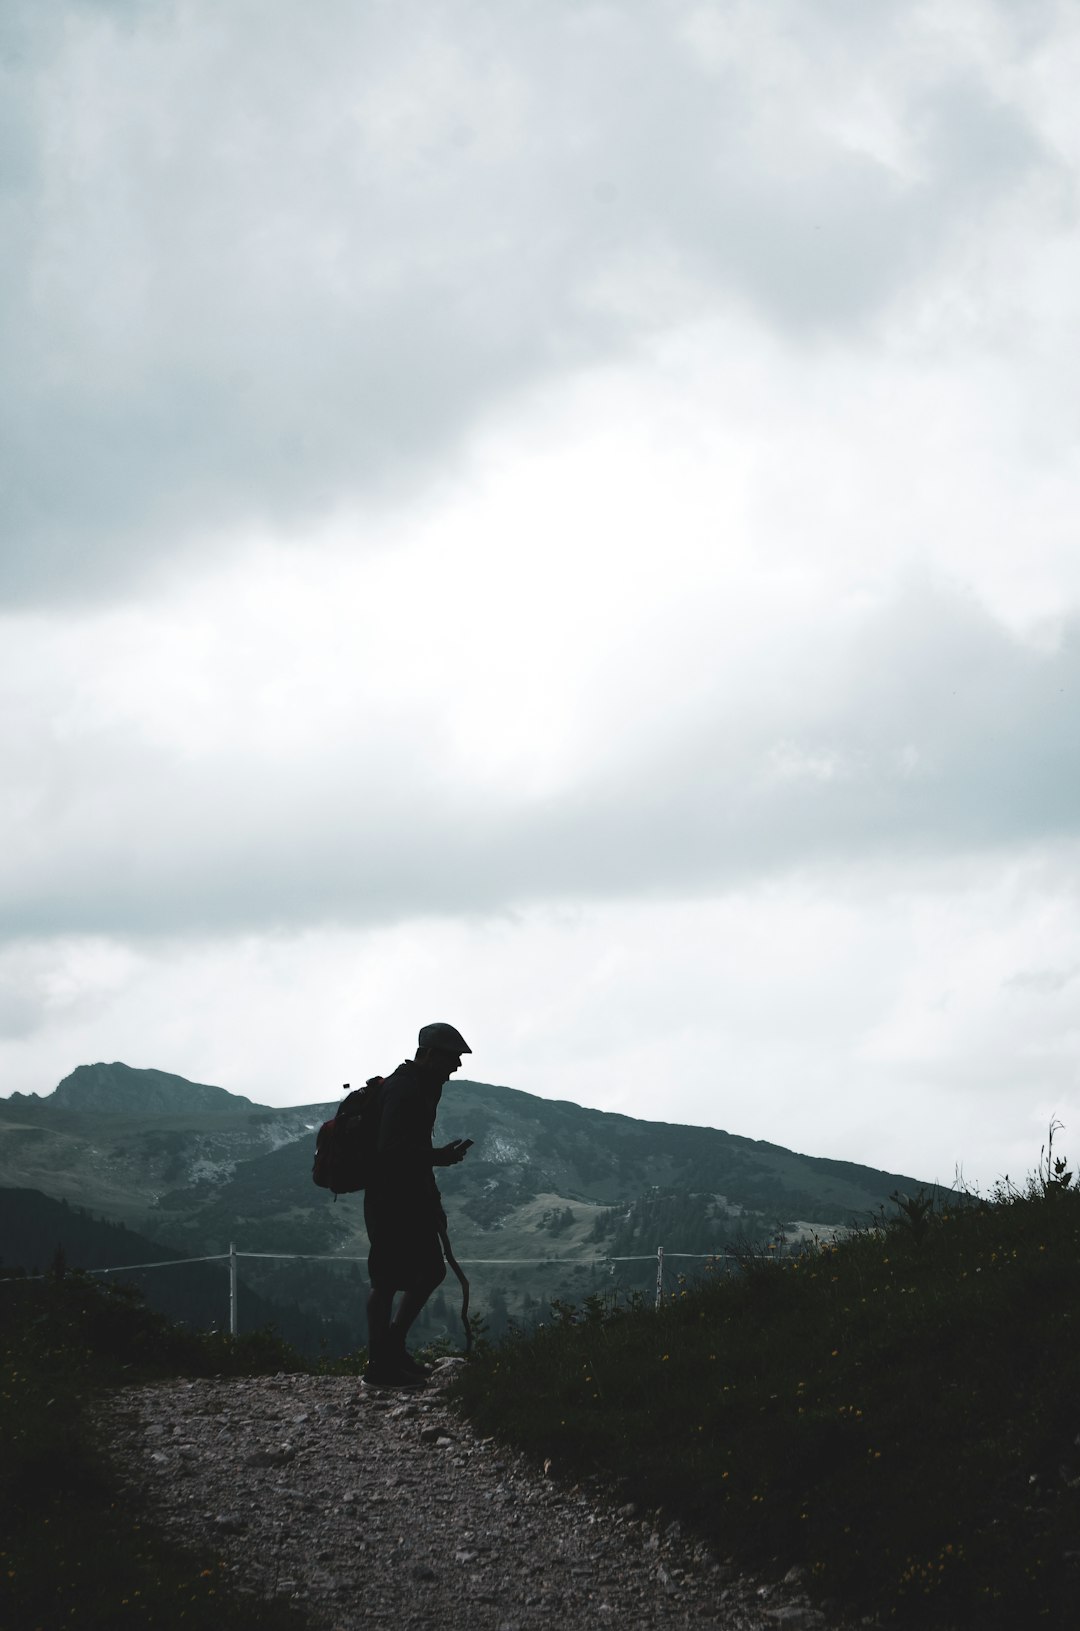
top-left (51, 1062), bottom-right (254, 1115)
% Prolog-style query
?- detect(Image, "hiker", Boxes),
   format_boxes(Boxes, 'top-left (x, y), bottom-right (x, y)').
top-left (363, 1022), bottom-right (473, 1387)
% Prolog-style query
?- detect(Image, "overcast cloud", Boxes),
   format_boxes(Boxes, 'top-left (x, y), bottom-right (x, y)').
top-left (2, 0), bottom-right (1079, 1192)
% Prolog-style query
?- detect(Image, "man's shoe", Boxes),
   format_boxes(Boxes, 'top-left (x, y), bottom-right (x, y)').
top-left (362, 1364), bottom-right (427, 1390)
top-left (386, 1329), bottom-right (431, 1383)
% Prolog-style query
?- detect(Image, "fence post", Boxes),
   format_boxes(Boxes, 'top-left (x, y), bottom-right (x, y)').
top-left (228, 1242), bottom-right (238, 1337)
top-left (655, 1245), bottom-right (664, 1310)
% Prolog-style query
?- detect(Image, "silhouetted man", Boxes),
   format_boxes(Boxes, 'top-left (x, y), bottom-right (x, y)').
top-left (363, 1022), bottom-right (473, 1387)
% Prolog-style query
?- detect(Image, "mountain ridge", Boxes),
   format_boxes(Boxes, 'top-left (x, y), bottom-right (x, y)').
top-left (0, 1062), bottom-right (936, 1342)
top-left (9, 1062), bottom-right (921, 1192)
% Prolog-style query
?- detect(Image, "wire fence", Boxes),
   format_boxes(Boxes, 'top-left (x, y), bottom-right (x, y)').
top-left (1, 1241), bottom-right (735, 1333)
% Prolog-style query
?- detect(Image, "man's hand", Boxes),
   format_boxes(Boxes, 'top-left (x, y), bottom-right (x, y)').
top-left (434, 1137), bottom-right (473, 1167)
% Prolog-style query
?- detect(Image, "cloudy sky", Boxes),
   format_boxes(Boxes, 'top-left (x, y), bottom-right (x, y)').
top-left (3, 0), bottom-right (1079, 1191)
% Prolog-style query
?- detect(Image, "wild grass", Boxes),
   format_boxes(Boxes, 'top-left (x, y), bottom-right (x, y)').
top-left (0, 1269), bottom-right (312, 1629)
top-left (449, 1141), bottom-right (1080, 1628)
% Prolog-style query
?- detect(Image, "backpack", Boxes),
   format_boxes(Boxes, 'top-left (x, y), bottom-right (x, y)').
top-left (312, 1076), bottom-right (384, 1198)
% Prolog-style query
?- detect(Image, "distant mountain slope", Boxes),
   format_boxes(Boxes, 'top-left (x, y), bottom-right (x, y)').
top-left (0, 1062), bottom-right (938, 1334)
top-left (2, 1064), bottom-right (926, 1234)
top-left (0, 1088), bottom-right (316, 1221)
top-left (428, 1079), bottom-right (925, 1226)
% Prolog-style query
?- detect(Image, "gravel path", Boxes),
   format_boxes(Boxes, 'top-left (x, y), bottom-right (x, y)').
top-left (93, 1361), bottom-right (843, 1631)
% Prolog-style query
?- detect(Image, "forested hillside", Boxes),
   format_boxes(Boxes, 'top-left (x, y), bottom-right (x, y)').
top-left (0, 1188), bottom-right (357, 1355)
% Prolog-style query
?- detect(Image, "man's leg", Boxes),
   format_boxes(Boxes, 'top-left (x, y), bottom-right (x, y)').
top-left (363, 1194), bottom-right (406, 1381)
top-left (387, 1260), bottom-right (447, 1375)
top-left (387, 1289), bottom-right (432, 1378)
top-left (366, 1209), bottom-right (447, 1380)
top-left (389, 1285), bottom-right (430, 1342)
top-left (366, 1283), bottom-right (394, 1372)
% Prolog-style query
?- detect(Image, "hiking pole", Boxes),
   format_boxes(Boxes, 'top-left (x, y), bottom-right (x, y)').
top-left (229, 1241), bottom-right (238, 1335)
top-left (438, 1221), bottom-right (472, 1354)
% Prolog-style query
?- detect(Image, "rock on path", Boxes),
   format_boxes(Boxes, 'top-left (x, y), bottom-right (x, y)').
top-left (93, 1361), bottom-right (839, 1631)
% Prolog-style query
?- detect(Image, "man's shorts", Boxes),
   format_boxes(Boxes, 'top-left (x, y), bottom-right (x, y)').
top-left (364, 1188), bottom-right (446, 1294)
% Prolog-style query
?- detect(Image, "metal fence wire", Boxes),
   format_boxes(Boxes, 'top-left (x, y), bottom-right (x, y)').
top-left (1, 1242), bottom-right (734, 1331)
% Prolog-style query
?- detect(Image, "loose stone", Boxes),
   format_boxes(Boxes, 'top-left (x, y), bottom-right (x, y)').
top-left (94, 1366), bottom-right (855, 1631)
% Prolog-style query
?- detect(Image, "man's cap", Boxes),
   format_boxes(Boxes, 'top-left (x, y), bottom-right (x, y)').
top-left (418, 1022), bottom-right (471, 1055)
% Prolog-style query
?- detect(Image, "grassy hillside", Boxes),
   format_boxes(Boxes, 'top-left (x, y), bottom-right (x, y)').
top-left (449, 1152), bottom-right (1080, 1629)
top-left (0, 1094), bottom-right (320, 1223)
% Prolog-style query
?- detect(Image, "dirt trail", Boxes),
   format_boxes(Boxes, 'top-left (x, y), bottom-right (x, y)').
top-left (94, 1362), bottom-right (838, 1630)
